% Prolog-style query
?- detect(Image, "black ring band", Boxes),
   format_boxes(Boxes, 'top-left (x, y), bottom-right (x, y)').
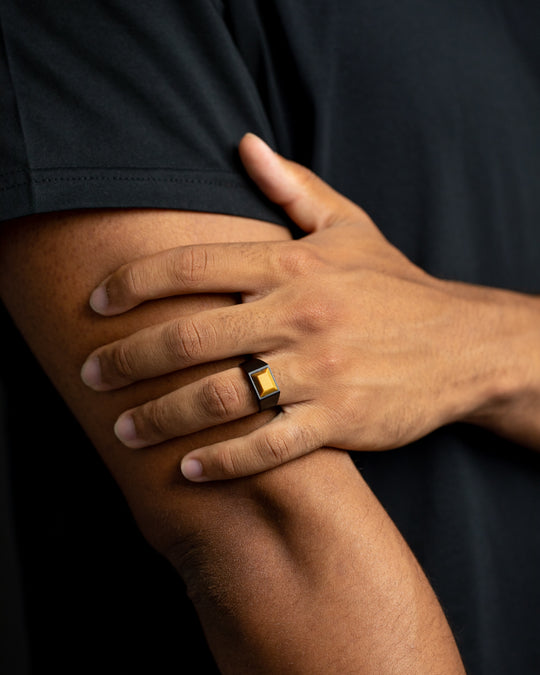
top-left (240, 358), bottom-right (281, 411)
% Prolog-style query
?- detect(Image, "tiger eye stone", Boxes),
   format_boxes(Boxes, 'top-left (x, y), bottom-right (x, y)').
top-left (252, 367), bottom-right (278, 398)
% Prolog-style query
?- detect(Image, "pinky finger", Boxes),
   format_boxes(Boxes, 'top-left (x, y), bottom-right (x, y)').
top-left (180, 405), bottom-right (326, 482)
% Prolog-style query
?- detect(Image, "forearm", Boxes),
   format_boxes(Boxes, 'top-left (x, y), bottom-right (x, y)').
top-left (176, 449), bottom-right (463, 674)
top-left (440, 278), bottom-right (540, 448)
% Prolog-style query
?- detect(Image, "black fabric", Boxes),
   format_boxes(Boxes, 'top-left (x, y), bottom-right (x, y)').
top-left (1, 2), bottom-right (540, 673)
top-left (0, 1), bottom-right (287, 226)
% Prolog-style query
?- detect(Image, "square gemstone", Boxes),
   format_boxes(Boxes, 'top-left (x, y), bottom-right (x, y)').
top-left (252, 367), bottom-right (278, 398)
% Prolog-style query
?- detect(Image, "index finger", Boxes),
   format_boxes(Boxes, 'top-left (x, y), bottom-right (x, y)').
top-left (89, 239), bottom-right (286, 315)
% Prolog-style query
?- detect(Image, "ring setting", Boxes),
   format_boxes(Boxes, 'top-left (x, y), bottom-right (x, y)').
top-left (240, 358), bottom-right (280, 411)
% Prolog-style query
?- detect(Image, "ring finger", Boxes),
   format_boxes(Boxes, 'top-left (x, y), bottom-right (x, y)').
top-left (113, 357), bottom-right (308, 448)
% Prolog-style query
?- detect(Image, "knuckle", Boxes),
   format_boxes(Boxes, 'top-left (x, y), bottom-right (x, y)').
top-left (291, 291), bottom-right (337, 333)
top-left (254, 430), bottom-right (293, 467)
top-left (137, 399), bottom-right (169, 439)
top-left (314, 345), bottom-right (347, 378)
top-left (294, 163), bottom-right (320, 195)
top-left (179, 246), bottom-right (209, 286)
top-left (278, 243), bottom-right (320, 279)
top-left (172, 317), bottom-right (215, 365)
top-left (199, 379), bottom-right (242, 421)
top-left (213, 446), bottom-right (246, 479)
top-left (114, 263), bottom-right (146, 304)
top-left (108, 341), bottom-right (138, 381)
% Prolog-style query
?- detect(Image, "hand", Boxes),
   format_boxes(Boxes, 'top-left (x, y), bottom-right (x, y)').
top-left (81, 133), bottom-right (489, 481)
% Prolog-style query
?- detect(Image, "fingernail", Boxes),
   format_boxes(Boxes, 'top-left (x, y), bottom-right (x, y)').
top-left (114, 413), bottom-right (140, 446)
top-left (181, 458), bottom-right (205, 481)
top-left (80, 356), bottom-right (103, 389)
top-left (89, 284), bottom-right (109, 314)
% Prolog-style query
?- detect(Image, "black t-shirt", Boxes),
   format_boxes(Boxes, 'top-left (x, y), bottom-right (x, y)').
top-left (1, 2), bottom-right (540, 673)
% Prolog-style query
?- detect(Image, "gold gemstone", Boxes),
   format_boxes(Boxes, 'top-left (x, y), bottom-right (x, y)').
top-left (252, 367), bottom-right (278, 398)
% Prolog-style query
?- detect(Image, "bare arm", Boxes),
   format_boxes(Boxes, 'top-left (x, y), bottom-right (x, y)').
top-left (0, 207), bottom-right (464, 673)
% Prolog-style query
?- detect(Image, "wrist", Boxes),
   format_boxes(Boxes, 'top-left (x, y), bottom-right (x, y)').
top-left (442, 280), bottom-right (540, 439)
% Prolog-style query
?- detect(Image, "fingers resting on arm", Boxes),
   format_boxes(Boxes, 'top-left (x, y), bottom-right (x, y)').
top-left (80, 135), bottom-right (537, 484)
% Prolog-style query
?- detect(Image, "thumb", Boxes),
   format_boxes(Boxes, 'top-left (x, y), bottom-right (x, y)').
top-left (238, 133), bottom-right (361, 232)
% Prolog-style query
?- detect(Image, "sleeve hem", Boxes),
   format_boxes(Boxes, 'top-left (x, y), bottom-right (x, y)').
top-left (0, 167), bottom-right (289, 227)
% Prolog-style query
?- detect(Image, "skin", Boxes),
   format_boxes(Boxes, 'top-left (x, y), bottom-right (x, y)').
top-left (0, 184), bottom-right (465, 668)
top-left (81, 134), bottom-right (540, 482)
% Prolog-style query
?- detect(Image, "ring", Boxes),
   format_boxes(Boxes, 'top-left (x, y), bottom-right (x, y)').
top-left (240, 358), bottom-right (281, 411)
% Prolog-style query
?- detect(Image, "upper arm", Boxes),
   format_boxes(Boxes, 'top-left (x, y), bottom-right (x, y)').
top-left (0, 206), bottom-right (304, 549)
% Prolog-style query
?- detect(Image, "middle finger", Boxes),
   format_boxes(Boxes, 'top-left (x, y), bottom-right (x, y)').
top-left (81, 298), bottom-right (284, 390)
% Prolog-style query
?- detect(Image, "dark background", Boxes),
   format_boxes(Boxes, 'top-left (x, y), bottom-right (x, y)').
top-left (0, 304), bottom-right (220, 674)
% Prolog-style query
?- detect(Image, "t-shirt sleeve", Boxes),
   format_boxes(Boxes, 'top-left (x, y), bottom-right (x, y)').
top-left (0, 0), bottom-right (286, 226)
